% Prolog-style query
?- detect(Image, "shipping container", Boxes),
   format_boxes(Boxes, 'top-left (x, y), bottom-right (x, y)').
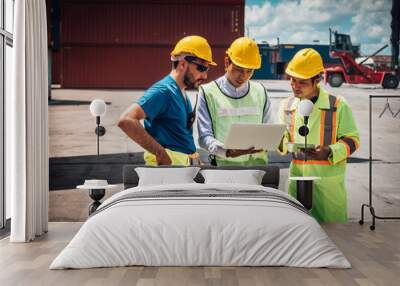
top-left (273, 44), bottom-right (341, 65)
top-left (49, 0), bottom-right (244, 89)
top-left (252, 43), bottom-right (277, 80)
top-left (253, 43), bottom-right (342, 80)
top-left (61, 46), bottom-right (228, 89)
top-left (51, 51), bottom-right (62, 84)
top-left (60, 1), bottom-right (242, 46)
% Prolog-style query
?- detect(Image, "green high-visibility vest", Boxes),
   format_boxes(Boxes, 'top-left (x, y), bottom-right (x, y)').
top-left (278, 88), bottom-right (360, 222)
top-left (201, 80), bottom-right (268, 166)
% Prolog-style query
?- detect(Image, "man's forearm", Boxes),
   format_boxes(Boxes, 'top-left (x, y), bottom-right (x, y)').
top-left (118, 118), bottom-right (165, 156)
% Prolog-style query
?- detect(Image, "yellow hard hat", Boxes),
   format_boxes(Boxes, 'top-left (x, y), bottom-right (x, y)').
top-left (226, 37), bottom-right (261, 69)
top-left (286, 48), bottom-right (324, 79)
top-left (171, 35), bottom-right (217, 65)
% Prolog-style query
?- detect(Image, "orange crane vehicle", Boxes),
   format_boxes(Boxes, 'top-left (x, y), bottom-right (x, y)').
top-left (325, 0), bottom-right (400, 89)
top-left (324, 29), bottom-right (399, 89)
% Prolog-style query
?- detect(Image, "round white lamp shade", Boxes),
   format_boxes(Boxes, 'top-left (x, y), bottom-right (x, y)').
top-left (89, 99), bottom-right (107, 117)
top-left (298, 99), bottom-right (314, 117)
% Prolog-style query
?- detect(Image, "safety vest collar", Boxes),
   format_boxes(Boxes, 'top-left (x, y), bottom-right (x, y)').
top-left (283, 87), bottom-right (330, 112)
top-left (283, 96), bottom-right (299, 111)
top-left (213, 79), bottom-right (251, 100)
top-left (314, 88), bottom-right (331, 110)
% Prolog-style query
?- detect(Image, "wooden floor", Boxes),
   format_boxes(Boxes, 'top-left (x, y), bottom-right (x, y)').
top-left (0, 222), bottom-right (399, 286)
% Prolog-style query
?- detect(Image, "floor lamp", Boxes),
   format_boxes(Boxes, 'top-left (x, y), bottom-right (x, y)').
top-left (87, 99), bottom-right (107, 214)
top-left (89, 99), bottom-right (107, 157)
top-left (290, 99), bottom-right (318, 210)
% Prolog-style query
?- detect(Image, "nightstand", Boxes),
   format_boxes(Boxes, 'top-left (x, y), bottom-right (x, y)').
top-left (77, 180), bottom-right (117, 215)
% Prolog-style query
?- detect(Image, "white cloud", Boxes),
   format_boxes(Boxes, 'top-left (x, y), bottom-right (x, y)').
top-left (245, 0), bottom-right (391, 55)
top-left (246, 2), bottom-right (272, 26)
top-left (349, 0), bottom-right (390, 51)
top-left (368, 26), bottom-right (385, 39)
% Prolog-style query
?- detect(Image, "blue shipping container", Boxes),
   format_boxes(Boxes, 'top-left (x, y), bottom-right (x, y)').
top-left (253, 43), bottom-right (277, 80)
top-left (253, 43), bottom-right (341, 80)
top-left (276, 44), bottom-right (341, 64)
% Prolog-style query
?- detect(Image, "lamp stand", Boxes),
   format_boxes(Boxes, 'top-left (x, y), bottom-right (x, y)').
top-left (304, 130), bottom-right (307, 162)
top-left (298, 122), bottom-right (309, 161)
top-left (96, 116), bottom-right (100, 157)
top-left (88, 189), bottom-right (105, 215)
top-left (296, 180), bottom-right (313, 210)
top-left (295, 118), bottom-right (313, 209)
top-left (94, 116), bottom-right (106, 158)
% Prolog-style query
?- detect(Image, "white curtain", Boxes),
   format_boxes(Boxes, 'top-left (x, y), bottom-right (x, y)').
top-left (9, 0), bottom-right (49, 242)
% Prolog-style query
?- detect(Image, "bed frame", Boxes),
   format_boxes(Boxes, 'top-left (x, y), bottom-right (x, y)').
top-left (123, 165), bottom-right (280, 190)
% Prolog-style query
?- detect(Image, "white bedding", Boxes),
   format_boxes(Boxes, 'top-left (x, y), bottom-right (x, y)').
top-left (50, 183), bottom-right (351, 269)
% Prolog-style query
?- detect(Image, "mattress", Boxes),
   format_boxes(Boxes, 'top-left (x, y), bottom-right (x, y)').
top-left (50, 183), bottom-right (351, 269)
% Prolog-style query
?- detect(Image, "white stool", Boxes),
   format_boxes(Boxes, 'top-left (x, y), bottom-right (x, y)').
top-left (77, 180), bottom-right (117, 215)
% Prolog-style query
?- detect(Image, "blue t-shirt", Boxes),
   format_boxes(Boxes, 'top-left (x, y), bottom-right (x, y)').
top-left (137, 75), bottom-right (196, 154)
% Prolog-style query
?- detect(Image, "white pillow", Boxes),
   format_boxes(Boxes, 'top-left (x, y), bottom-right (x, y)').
top-left (200, 169), bottom-right (266, 185)
top-left (135, 167), bottom-right (200, 186)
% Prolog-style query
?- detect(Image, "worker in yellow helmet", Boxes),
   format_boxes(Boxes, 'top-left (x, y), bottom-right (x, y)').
top-left (197, 37), bottom-right (273, 166)
top-left (119, 35), bottom-right (216, 166)
top-left (278, 48), bottom-right (360, 222)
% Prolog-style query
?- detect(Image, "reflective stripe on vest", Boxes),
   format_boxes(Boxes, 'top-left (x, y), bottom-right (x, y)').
top-left (293, 159), bottom-right (331, 165)
top-left (202, 80), bottom-right (267, 166)
top-left (338, 137), bottom-right (358, 156)
top-left (293, 95), bottom-right (338, 165)
top-left (218, 106), bottom-right (259, 117)
top-left (285, 96), bottom-right (297, 143)
top-left (320, 95), bottom-right (338, 146)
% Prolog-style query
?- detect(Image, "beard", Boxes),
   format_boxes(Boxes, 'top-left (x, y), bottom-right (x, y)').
top-left (184, 70), bottom-right (202, 89)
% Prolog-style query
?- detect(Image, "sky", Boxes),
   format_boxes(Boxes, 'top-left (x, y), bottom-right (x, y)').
top-left (245, 0), bottom-right (391, 55)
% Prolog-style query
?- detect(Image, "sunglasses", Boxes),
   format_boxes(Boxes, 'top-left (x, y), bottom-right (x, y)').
top-left (185, 57), bottom-right (209, 73)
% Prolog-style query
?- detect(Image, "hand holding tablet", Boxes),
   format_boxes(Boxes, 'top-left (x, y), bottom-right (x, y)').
top-left (287, 143), bottom-right (316, 153)
top-left (226, 147), bottom-right (263, 158)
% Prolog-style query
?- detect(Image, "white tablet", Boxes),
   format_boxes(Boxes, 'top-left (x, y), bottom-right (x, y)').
top-left (222, 123), bottom-right (286, 151)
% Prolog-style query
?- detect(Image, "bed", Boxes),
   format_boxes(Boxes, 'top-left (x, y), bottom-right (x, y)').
top-left (50, 165), bottom-right (350, 269)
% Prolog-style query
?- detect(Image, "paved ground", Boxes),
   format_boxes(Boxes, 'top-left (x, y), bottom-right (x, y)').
top-left (49, 80), bottom-right (400, 222)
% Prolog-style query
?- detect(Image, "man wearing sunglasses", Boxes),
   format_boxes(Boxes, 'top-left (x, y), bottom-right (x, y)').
top-left (118, 35), bottom-right (216, 166)
top-left (197, 37), bottom-right (273, 166)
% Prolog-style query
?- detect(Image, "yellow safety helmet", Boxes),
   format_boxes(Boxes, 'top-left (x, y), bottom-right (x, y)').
top-left (286, 48), bottom-right (324, 79)
top-left (226, 37), bottom-right (261, 69)
top-left (171, 35), bottom-right (217, 65)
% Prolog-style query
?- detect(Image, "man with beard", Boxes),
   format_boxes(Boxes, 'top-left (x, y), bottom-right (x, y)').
top-left (118, 35), bottom-right (216, 166)
top-left (197, 37), bottom-right (273, 166)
